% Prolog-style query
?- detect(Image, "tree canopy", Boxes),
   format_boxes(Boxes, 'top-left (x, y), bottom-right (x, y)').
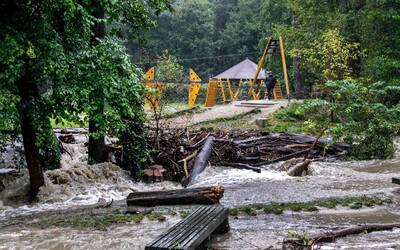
top-left (0, 0), bottom-right (171, 198)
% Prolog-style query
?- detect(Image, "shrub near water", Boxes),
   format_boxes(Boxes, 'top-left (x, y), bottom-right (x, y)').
top-left (267, 81), bottom-right (399, 160)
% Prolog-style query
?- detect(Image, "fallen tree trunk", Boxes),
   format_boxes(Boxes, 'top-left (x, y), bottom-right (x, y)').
top-left (182, 136), bottom-right (215, 188)
top-left (286, 159), bottom-right (311, 176)
top-left (126, 186), bottom-right (224, 206)
top-left (283, 223), bottom-right (400, 247)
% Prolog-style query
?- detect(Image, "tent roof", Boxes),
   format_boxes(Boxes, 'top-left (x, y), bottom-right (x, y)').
top-left (213, 58), bottom-right (265, 80)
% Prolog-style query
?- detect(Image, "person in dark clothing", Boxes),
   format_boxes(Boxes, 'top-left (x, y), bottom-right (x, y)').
top-left (265, 71), bottom-right (277, 100)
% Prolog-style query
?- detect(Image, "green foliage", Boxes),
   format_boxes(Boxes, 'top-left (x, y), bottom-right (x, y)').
top-left (269, 80), bottom-right (399, 160)
top-left (266, 100), bottom-right (331, 134)
top-left (325, 80), bottom-right (399, 159)
top-left (299, 29), bottom-right (361, 87)
top-left (0, 0), bottom-right (174, 197)
top-left (179, 211), bottom-right (189, 219)
top-left (134, 0), bottom-right (264, 79)
top-left (146, 212), bottom-right (166, 221)
top-left (229, 208), bottom-right (238, 216)
top-left (119, 116), bottom-right (150, 179)
top-left (287, 230), bottom-right (309, 246)
top-left (156, 50), bottom-right (185, 82)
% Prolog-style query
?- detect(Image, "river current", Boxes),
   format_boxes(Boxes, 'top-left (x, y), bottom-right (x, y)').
top-left (0, 136), bottom-right (400, 249)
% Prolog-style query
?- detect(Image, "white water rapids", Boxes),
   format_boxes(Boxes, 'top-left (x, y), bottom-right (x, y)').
top-left (0, 136), bottom-right (400, 249)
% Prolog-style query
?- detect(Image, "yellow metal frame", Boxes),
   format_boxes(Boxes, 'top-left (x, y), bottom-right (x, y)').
top-left (204, 79), bottom-right (219, 107)
top-left (218, 78), bottom-right (226, 102)
top-left (250, 36), bottom-right (290, 100)
top-left (188, 68), bottom-right (202, 108)
top-left (233, 79), bottom-right (243, 100)
top-left (249, 38), bottom-right (272, 97)
top-left (226, 79), bottom-right (235, 100)
top-left (188, 83), bottom-right (201, 108)
top-left (279, 36), bottom-right (290, 97)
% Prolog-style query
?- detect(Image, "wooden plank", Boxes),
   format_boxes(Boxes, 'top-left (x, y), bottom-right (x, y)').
top-left (145, 206), bottom-right (229, 250)
top-left (154, 207), bottom-right (212, 249)
top-left (179, 207), bottom-right (229, 249)
top-left (146, 206), bottom-right (212, 249)
top-left (170, 207), bottom-right (223, 249)
top-left (392, 177), bottom-right (400, 185)
top-left (169, 207), bottom-right (220, 249)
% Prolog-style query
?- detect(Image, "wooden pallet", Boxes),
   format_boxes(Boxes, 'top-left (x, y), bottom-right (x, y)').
top-left (145, 206), bottom-right (229, 250)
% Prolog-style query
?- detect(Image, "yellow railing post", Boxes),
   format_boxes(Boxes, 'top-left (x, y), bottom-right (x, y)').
top-left (249, 37), bottom-right (272, 99)
top-left (279, 36), bottom-right (290, 99)
top-left (218, 78), bottom-right (226, 102)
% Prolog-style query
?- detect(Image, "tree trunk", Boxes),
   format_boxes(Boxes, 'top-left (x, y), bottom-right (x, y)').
top-left (283, 223), bottom-right (400, 247)
top-left (293, 57), bottom-right (308, 99)
top-left (127, 186), bottom-right (224, 206)
top-left (88, 0), bottom-right (106, 164)
top-left (291, 8), bottom-right (308, 100)
top-left (182, 136), bottom-right (215, 187)
top-left (16, 65), bottom-right (44, 200)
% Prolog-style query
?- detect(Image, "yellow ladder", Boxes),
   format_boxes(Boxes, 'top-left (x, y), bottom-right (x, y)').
top-left (273, 80), bottom-right (284, 100)
top-left (250, 36), bottom-right (290, 100)
top-left (204, 79), bottom-right (219, 107)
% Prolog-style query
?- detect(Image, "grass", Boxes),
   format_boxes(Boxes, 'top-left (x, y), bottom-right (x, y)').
top-left (229, 195), bottom-right (392, 216)
top-left (37, 212), bottom-right (145, 230)
top-left (5, 208), bottom-right (180, 231)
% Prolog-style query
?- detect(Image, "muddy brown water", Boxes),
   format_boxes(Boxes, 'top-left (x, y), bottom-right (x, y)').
top-left (1, 138), bottom-right (400, 249)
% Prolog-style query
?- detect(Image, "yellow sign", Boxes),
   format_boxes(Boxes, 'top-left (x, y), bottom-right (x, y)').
top-left (188, 83), bottom-right (201, 108)
top-left (145, 67), bottom-right (155, 81)
top-left (189, 68), bottom-right (202, 82)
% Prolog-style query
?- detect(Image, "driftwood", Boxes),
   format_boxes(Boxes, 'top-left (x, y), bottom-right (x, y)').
top-left (147, 129), bottom-right (350, 183)
top-left (188, 132), bottom-right (211, 148)
top-left (126, 186), bottom-right (224, 206)
top-left (182, 136), bottom-right (215, 187)
top-left (58, 134), bottom-right (77, 144)
top-left (303, 126), bottom-right (328, 160)
top-left (286, 159), bottom-right (311, 177)
top-left (178, 150), bottom-right (198, 178)
top-left (283, 223), bottom-right (400, 248)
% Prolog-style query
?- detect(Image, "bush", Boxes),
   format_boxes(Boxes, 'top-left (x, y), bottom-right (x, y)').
top-left (269, 80), bottom-right (399, 160)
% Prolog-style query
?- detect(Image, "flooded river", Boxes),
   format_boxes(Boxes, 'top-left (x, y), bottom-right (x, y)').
top-left (0, 137), bottom-right (400, 249)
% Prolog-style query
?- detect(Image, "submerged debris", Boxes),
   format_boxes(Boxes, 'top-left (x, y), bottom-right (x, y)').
top-left (148, 129), bottom-right (351, 183)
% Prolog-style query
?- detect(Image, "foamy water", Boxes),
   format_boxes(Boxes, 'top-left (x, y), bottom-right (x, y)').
top-left (0, 137), bottom-right (400, 249)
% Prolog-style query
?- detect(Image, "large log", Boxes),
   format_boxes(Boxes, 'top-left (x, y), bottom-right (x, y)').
top-left (126, 186), bottom-right (224, 207)
top-left (286, 159), bottom-right (311, 176)
top-left (283, 223), bottom-right (400, 247)
top-left (182, 136), bottom-right (215, 188)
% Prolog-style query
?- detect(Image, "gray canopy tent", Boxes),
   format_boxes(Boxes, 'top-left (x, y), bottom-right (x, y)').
top-left (213, 58), bottom-right (266, 80)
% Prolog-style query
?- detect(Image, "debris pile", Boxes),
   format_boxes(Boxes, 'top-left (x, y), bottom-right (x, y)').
top-left (148, 129), bottom-right (351, 184)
